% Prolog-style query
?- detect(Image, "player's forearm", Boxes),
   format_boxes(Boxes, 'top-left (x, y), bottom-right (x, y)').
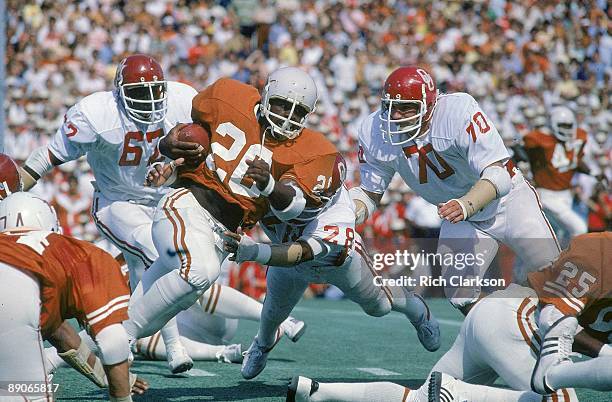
top-left (105, 361), bottom-right (132, 401)
top-left (266, 179), bottom-right (307, 222)
top-left (232, 237), bottom-right (313, 266)
top-left (453, 163), bottom-right (512, 219)
top-left (49, 322), bottom-right (107, 388)
top-left (349, 187), bottom-right (382, 224)
top-left (21, 146), bottom-right (63, 190)
top-left (573, 330), bottom-right (605, 358)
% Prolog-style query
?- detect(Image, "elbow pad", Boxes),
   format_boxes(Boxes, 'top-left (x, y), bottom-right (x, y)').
top-left (96, 323), bottom-right (130, 365)
top-left (270, 183), bottom-right (306, 222)
top-left (481, 165), bottom-right (512, 198)
top-left (349, 187), bottom-right (377, 225)
top-left (24, 146), bottom-right (56, 180)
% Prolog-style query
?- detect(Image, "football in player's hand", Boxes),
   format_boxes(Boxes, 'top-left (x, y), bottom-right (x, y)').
top-left (178, 123), bottom-right (210, 153)
top-left (0, 153), bottom-right (22, 199)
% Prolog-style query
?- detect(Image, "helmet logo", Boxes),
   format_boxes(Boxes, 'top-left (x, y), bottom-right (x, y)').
top-left (416, 68), bottom-right (434, 91)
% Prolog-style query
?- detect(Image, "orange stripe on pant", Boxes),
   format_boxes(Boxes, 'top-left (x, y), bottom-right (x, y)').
top-left (209, 284), bottom-right (222, 314)
top-left (356, 241), bottom-right (393, 304)
top-left (516, 298), bottom-right (539, 355)
top-left (204, 283), bottom-right (218, 313)
top-left (162, 189), bottom-right (192, 281)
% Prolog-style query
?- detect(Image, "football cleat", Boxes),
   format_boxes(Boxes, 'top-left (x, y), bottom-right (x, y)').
top-left (241, 337), bottom-right (272, 379)
top-left (412, 299), bottom-right (441, 352)
top-left (216, 344), bottom-right (243, 364)
top-left (531, 316), bottom-right (578, 394)
top-left (286, 376), bottom-right (319, 402)
top-left (281, 317), bottom-right (307, 343)
top-left (166, 342), bottom-right (193, 374)
top-left (427, 371), bottom-right (468, 402)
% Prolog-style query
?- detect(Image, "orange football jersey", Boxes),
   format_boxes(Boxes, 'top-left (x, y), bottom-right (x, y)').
top-left (0, 231), bottom-right (130, 338)
top-left (528, 232), bottom-right (612, 343)
top-left (269, 127), bottom-right (345, 208)
top-left (180, 78), bottom-right (270, 228)
top-left (523, 129), bottom-right (587, 191)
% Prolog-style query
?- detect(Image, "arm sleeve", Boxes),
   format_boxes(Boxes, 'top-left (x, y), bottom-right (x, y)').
top-left (358, 143), bottom-right (395, 194)
top-left (455, 99), bottom-right (510, 176)
top-left (47, 104), bottom-right (98, 163)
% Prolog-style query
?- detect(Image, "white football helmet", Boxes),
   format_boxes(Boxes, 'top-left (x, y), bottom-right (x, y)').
top-left (261, 67), bottom-right (317, 140)
top-left (550, 106), bottom-right (577, 142)
top-left (0, 192), bottom-right (60, 233)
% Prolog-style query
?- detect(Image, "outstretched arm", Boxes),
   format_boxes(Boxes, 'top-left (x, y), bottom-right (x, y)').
top-left (223, 231), bottom-right (314, 267)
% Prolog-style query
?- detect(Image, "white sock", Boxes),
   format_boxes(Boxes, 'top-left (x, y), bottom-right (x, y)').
top-left (548, 357), bottom-right (612, 391)
top-left (200, 284), bottom-right (263, 321)
top-left (311, 381), bottom-right (409, 402)
top-left (389, 286), bottom-right (428, 323)
top-left (160, 318), bottom-right (182, 349)
top-left (412, 378), bottom-right (543, 402)
top-left (136, 333), bottom-right (225, 361)
top-left (124, 269), bottom-right (204, 339)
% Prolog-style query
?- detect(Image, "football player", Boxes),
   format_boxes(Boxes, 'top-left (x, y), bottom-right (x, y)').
top-left (530, 232), bottom-right (612, 393)
top-left (0, 192), bottom-right (148, 402)
top-left (17, 54), bottom-right (198, 373)
top-left (287, 284), bottom-right (578, 402)
top-left (221, 67), bottom-right (440, 380)
top-left (350, 66), bottom-right (561, 313)
top-left (523, 106), bottom-right (589, 238)
top-left (123, 68), bottom-right (324, 355)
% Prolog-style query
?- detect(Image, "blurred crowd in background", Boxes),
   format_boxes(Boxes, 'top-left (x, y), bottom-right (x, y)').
top-left (4, 0), bottom-right (611, 298)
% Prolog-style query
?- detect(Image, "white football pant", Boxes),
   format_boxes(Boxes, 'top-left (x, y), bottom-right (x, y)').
top-left (431, 284), bottom-right (577, 400)
top-left (0, 262), bottom-right (53, 401)
top-left (125, 188), bottom-right (225, 338)
top-left (537, 188), bottom-right (587, 238)
top-left (438, 179), bottom-right (561, 306)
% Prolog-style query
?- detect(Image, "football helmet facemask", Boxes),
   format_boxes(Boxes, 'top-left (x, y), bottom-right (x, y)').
top-left (261, 67), bottom-right (317, 140)
top-left (550, 106), bottom-right (577, 142)
top-left (380, 66), bottom-right (438, 145)
top-left (114, 54), bottom-right (168, 124)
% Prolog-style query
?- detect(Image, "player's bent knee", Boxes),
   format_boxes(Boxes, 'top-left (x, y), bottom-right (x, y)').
top-left (96, 323), bottom-right (130, 365)
top-left (183, 263), bottom-right (220, 292)
top-left (361, 298), bottom-right (391, 317)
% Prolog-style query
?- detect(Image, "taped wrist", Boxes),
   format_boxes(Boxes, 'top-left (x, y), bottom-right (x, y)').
top-left (349, 187), bottom-right (376, 225)
top-left (599, 344), bottom-right (612, 357)
top-left (254, 243), bottom-right (272, 264)
top-left (260, 175), bottom-right (275, 197)
top-left (457, 179), bottom-right (498, 219)
top-left (24, 146), bottom-right (56, 180)
top-left (58, 340), bottom-right (107, 388)
top-left (270, 183), bottom-right (306, 221)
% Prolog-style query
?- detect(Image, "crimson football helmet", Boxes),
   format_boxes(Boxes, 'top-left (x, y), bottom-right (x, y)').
top-left (379, 66), bottom-right (438, 145)
top-left (114, 54), bottom-right (168, 124)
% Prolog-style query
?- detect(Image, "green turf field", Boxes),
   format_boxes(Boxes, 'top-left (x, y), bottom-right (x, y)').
top-left (52, 298), bottom-right (607, 401)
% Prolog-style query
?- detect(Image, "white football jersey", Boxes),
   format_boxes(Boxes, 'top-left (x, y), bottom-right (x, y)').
top-left (359, 93), bottom-right (512, 221)
top-left (261, 186), bottom-right (357, 267)
top-left (48, 81), bottom-right (197, 203)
